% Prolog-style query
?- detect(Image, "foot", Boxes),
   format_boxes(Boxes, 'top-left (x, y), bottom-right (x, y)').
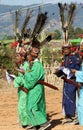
top-left (26, 126), bottom-right (38, 130)
top-left (63, 118), bottom-right (73, 124)
top-left (25, 125), bottom-right (33, 129)
top-left (38, 121), bottom-right (51, 130)
top-left (63, 118), bottom-right (78, 125)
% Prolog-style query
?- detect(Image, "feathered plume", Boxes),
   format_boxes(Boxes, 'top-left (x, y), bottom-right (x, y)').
top-left (41, 35), bottom-right (52, 46)
top-left (58, 3), bottom-right (64, 30)
top-left (67, 3), bottom-right (76, 27)
top-left (31, 38), bottom-right (40, 49)
top-left (31, 34), bottom-right (52, 49)
top-left (25, 7), bottom-right (53, 50)
top-left (32, 8), bottom-right (48, 39)
top-left (21, 9), bottom-right (33, 35)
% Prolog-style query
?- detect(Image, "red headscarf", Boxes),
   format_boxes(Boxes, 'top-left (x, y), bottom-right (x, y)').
top-left (10, 41), bottom-right (18, 48)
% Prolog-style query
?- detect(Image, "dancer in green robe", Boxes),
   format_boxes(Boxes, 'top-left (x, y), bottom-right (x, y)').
top-left (23, 47), bottom-right (51, 130)
top-left (14, 53), bottom-right (29, 127)
top-left (14, 46), bottom-right (51, 130)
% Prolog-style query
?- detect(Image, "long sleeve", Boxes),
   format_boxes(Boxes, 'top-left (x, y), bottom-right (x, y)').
top-left (24, 61), bottom-right (45, 90)
top-left (14, 61), bottom-right (29, 88)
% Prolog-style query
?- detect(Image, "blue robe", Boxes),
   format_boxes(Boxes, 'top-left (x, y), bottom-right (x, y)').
top-left (63, 54), bottom-right (80, 117)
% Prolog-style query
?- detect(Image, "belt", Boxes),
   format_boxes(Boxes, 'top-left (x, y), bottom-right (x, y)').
top-left (20, 86), bottom-right (28, 93)
top-left (20, 79), bottom-right (59, 93)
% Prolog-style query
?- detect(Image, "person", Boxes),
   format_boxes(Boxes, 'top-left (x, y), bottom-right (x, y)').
top-left (16, 39), bottom-right (27, 55)
top-left (6, 70), bottom-right (13, 85)
top-left (56, 42), bottom-right (80, 124)
top-left (14, 39), bottom-right (51, 130)
top-left (22, 42), bottom-right (51, 130)
top-left (14, 52), bottom-right (29, 128)
top-left (71, 44), bottom-right (83, 126)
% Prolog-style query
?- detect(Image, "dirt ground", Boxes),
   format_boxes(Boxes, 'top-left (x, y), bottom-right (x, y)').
top-left (0, 79), bottom-right (83, 130)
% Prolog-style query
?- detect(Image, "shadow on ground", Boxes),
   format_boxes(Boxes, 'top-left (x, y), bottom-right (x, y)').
top-left (46, 118), bottom-right (63, 130)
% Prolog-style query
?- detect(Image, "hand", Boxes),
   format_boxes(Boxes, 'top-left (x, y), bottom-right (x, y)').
top-left (30, 61), bottom-right (34, 66)
top-left (54, 68), bottom-right (59, 75)
top-left (54, 68), bottom-right (59, 74)
top-left (15, 68), bottom-right (25, 74)
top-left (71, 69), bottom-right (76, 74)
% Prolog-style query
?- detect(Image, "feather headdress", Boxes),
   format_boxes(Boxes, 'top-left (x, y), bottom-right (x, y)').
top-left (67, 3), bottom-right (76, 27)
top-left (32, 9), bottom-right (48, 40)
top-left (58, 3), bottom-right (65, 31)
top-left (31, 34), bottom-right (52, 50)
top-left (31, 7), bottom-right (52, 49)
top-left (21, 9), bottom-right (33, 36)
top-left (20, 8), bottom-right (51, 52)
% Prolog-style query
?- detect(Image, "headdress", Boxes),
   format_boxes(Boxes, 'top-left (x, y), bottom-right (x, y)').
top-left (31, 6), bottom-right (47, 37)
top-left (11, 8), bottom-right (52, 57)
top-left (10, 41), bottom-right (18, 48)
top-left (62, 42), bottom-right (71, 49)
top-left (28, 8), bottom-right (52, 53)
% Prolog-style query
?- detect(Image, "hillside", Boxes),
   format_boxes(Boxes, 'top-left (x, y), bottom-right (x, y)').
top-left (0, 3), bottom-right (83, 38)
top-left (0, 4), bottom-right (23, 14)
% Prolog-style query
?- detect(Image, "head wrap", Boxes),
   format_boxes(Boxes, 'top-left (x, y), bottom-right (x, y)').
top-left (62, 42), bottom-right (71, 49)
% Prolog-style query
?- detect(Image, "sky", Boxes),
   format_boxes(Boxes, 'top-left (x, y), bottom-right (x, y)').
top-left (0, 0), bottom-right (83, 6)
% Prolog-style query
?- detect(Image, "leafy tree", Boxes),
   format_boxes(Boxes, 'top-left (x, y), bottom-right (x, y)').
top-left (0, 42), bottom-right (16, 77)
top-left (75, 27), bottom-right (83, 37)
top-left (68, 26), bottom-right (75, 39)
top-left (7, 35), bottom-right (14, 40)
top-left (69, 26), bottom-right (83, 39)
top-left (52, 30), bottom-right (61, 39)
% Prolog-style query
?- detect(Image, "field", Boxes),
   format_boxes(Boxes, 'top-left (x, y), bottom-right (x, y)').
top-left (0, 78), bottom-right (83, 130)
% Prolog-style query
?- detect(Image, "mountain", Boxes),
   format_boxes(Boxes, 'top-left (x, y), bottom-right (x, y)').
top-left (0, 3), bottom-right (83, 39)
top-left (0, 4), bottom-right (23, 14)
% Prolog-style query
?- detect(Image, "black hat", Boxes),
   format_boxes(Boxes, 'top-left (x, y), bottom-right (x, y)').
top-left (31, 38), bottom-right (40, 49)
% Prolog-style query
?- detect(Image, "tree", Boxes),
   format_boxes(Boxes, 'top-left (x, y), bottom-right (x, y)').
top-left (69, 26), bottom-right (83, 39)
top-left (68, 26), bottom-right (75, 39)
top-left (75, 27), bottom-right (83, 37)
top-left (54, 30), bottom-right (61, 39)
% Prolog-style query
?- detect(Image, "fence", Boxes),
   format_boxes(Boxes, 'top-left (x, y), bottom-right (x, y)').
top-left (44, 61), bottom-right (63, 90)
top-left (0, 61), bottom-right (63, 89)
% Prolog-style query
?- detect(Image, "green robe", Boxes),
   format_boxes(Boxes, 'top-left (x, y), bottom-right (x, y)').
top-left (24, 59), bottom-right (47, 126)
top-left (14, 61), bottom-right (29, 126)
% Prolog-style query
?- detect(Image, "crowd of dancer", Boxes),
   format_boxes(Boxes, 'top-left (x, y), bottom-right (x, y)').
top-left (8, 8), bottom-right (83, 128)
top-left (11, 34), bottom-right (83, 130)
top-left (12, 36), bottom-right (51, 130)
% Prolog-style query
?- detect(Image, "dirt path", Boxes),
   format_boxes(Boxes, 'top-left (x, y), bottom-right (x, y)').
top-left (0, 79), bottom-right (83, 130)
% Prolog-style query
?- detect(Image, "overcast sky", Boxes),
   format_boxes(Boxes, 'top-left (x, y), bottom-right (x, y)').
top-left (0, 0), bottom-right (83, 6)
